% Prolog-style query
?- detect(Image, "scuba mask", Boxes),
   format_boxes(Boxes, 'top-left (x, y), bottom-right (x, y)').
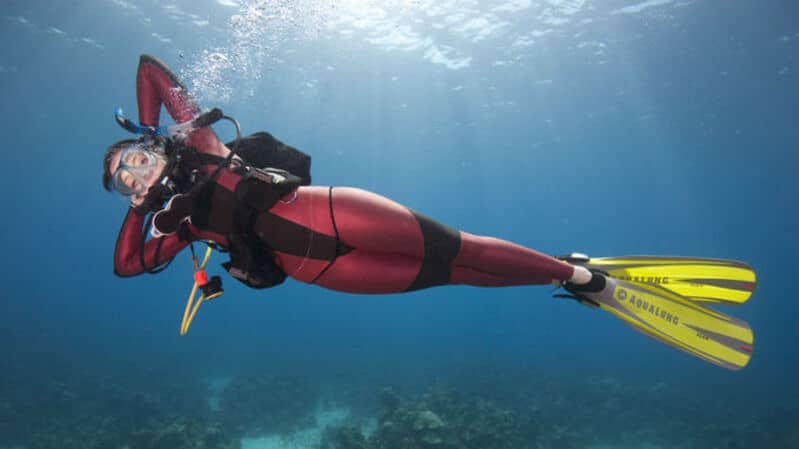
top-left (110, 140), bottom-right (167, 196)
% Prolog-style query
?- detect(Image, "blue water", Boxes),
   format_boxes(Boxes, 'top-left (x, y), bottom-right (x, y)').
top-left (1, 1), bottom-right (797, 448)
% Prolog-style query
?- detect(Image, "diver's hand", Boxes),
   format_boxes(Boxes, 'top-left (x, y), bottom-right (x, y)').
top-left (130, 194), bottom-right (146, 207)
top-left (130, 190), bottom-right (161, 216)
top-left (130, 195), bottom-right (150, 216)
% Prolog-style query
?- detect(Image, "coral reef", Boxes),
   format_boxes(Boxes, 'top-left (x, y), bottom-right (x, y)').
top-left (321, 425), bottom-right (370, 449)
top-left (0, 363), bottom-right (240, 449)
top-left (1, 360), bottom-right (798, 449)
top-left (218, 373), bottom-right (319, 436)
top-left (129, 419), bottom-right (238, 449)
top-left (322, 385), bottom-right (538, 449)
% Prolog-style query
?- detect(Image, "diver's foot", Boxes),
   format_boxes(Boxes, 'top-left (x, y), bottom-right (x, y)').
top-left (565, 269), bottom-right (607, 293)
top-left (569, 265), bottom-right (593, 284)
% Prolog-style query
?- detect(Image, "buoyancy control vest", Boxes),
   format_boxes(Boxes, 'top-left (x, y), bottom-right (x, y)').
top-left (154, 132), bottom-right (312, 289)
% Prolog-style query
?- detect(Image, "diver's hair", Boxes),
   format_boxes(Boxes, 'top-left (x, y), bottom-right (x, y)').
top-left (102, 139), bottom-right (138, 192)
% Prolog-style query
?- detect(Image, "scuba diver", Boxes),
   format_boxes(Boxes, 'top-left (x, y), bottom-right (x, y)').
top-left (104, 55), bottom-right (758, 370)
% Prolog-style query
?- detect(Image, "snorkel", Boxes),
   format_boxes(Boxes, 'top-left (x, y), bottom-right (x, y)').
top-left (114, 106), bottom-right (225, 139)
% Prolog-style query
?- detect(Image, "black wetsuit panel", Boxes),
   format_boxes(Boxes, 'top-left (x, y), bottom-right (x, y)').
top-left (404, 210), bottom-right (462, 291)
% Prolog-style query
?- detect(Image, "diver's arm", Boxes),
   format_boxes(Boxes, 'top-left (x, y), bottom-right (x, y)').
top-left (113, 208), bottom-right (188, 277)
top-left (135, 54), bottom-right (229, 158)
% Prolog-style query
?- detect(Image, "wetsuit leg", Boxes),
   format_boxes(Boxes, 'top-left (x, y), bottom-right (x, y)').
top-left (452, 232), bottom-right (574, 285)
top-left (306, 187), bottom-right (574, 293)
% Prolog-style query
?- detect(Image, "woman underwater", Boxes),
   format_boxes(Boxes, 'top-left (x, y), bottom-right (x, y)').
top-left (106, 55), bottom-right (594, 292)
top-left (104, 55), bottom-right (756, 370)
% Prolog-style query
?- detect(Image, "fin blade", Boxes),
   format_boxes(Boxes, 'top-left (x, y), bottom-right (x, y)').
top-left (585, 277), bottom-right (754, 370)
top-left (585, 256), bottom-right (757, 305)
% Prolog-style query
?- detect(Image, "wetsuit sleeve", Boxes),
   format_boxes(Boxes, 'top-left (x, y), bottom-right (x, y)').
top-left (135, 54), bottom-right (229, 158)
top-left (113, 208), bottom-right (189, 277)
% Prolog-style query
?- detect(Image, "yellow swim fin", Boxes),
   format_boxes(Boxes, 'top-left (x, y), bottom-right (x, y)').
top-left (559, 254), bottom-right (756, 305)
top-left (561, 274), bottom-right (754, 371)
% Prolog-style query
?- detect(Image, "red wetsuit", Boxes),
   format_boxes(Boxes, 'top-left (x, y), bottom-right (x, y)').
top-left (113, 55), bottom-right (576, 293)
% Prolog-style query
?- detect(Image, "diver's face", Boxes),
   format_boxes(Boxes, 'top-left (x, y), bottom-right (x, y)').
top-left (108, 146), bottom-right (166, 204)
